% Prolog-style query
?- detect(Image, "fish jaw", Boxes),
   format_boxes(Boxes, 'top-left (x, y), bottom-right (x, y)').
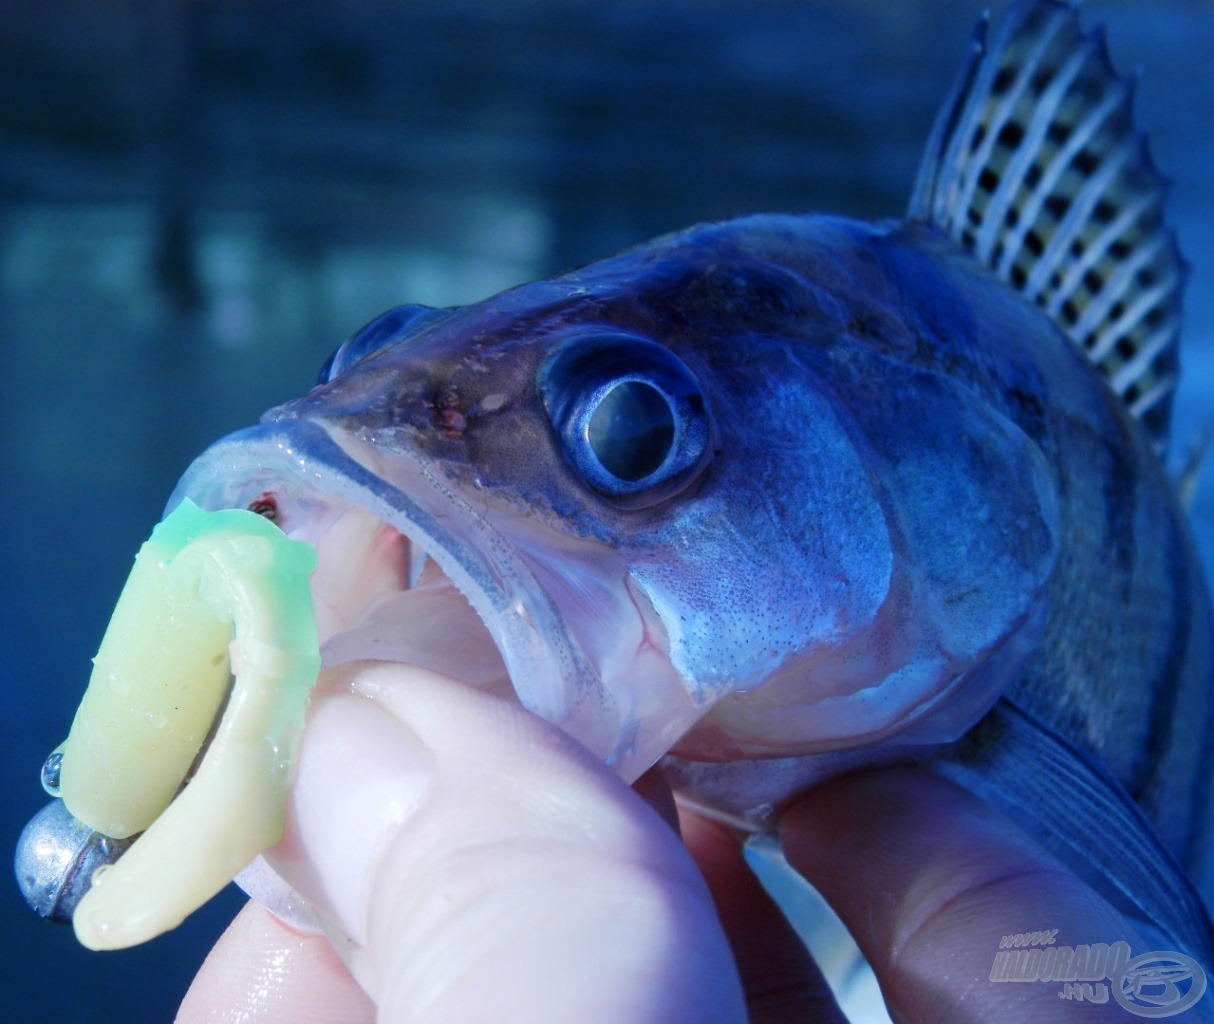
top-left (169, 419), bottom-right (702, 782)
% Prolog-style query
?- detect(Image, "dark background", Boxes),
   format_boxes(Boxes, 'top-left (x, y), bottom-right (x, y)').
top-left (2, 2), bottom-right (1211, 1020)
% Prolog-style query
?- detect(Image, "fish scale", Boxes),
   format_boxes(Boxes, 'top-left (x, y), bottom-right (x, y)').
top-left (906, 0), bottom-right (1210, 871)
top-left (871, 220), bottom-right (1213, 871)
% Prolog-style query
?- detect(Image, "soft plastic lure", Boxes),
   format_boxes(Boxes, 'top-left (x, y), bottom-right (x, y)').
top-left (17, 499), bottom-right (319, 950)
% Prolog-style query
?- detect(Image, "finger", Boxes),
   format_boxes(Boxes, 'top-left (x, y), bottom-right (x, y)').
top-left (632, 769), bottom-right (844, 1022)
top-left (677, 806), bottom-right (847, 1024)
top-left (177, 899), bottom-right (373, 1024)
top-left (781, 766), bottom-right (1149, 1024)
top-left (265, 663), bottom-right (747, 1024)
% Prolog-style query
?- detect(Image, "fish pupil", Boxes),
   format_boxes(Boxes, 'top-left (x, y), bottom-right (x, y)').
top-left (586, 381), bottom-right (675, 482)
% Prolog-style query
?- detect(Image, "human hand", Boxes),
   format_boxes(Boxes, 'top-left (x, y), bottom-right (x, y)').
top-left (177, 663), bottom-right (745, 1023)
top-left (177, 664), bottom-right (1158, 1023)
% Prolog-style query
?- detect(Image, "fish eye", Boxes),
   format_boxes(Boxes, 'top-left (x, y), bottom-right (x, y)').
top-left (317, 303), bottom-right (452, 383)
top-left (587, 380), bottom-right (675, 481)
top-left (539, 333), bottom-right (713, 506)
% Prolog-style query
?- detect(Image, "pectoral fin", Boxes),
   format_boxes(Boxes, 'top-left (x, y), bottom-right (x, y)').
top-left (939, 698), bottom-right (1214, 962)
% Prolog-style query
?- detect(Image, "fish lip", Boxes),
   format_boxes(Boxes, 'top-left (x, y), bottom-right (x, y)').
top-left (168, 418), bottom-right (595, 736)
top-left (169, 416), bottom-right (682, 935)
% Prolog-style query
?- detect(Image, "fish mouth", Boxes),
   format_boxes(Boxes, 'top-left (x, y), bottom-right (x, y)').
top-left (170, 419), bottom-right (584, 722)
top-left (169, 417), bottom-right (705, 932)
top-left (158, 418), bottom-right (611, 933)
top-left (169, 418), bottom-right (694, 776)
top-left (16, 417), bottom-right (700, 946)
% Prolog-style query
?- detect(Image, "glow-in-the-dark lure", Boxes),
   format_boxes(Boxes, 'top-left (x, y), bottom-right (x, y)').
top-left (17, 499), bottom-right (319, 950)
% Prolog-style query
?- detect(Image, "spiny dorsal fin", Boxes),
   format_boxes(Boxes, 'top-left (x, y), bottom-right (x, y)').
top-left (909, 0), bottom-right (1186, 454)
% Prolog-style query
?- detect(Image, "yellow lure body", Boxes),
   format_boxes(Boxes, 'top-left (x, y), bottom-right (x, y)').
top-left (58, 498), bottom-right (320, 950)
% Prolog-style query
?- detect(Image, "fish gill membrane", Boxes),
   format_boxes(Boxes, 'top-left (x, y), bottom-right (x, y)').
top-left (14, 499), bottom-right (321, 950)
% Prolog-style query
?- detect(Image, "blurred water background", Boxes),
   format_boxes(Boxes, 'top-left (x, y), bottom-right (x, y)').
top-left (1, 1), bottom-right (1211, 1020)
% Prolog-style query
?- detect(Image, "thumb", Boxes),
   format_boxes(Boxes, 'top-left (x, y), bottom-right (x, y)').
top-left (263, 662), bottom-right (744, 1024)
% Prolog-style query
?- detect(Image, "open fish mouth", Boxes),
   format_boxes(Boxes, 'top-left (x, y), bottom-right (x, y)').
top-left (168, 418), bottom-right (627, 933)
top-left (174, 419), bottom-right (594, 731)
top-left (16, 417), bottom-right (695, 949)
top-left (174, 418), bottom-right (697, 778)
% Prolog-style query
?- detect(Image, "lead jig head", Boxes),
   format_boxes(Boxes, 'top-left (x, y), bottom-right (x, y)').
top-left (14, 798), bottom-right (134, 924)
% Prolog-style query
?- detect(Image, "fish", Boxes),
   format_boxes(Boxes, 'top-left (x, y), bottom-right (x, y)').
top-left (15, 0), bottom-right (1214, 969)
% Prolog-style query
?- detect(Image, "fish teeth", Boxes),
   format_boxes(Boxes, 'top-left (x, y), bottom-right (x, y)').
top-left (408, 541), bottom-right (431, 590)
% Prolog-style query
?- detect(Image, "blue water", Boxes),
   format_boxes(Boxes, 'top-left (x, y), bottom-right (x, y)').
top-left (1, 2), bottom-right (1211, 1020)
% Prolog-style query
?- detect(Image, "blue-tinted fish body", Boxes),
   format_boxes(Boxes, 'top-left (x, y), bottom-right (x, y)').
top-left (262, 209), bottom-right (1211, 866)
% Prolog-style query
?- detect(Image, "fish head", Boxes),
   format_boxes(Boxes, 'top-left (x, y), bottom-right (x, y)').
top-left (173, 214), bottom-right (1058, 782)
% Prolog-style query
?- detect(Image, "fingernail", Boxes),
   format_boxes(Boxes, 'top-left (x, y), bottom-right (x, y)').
top-left (267, 694), bottom-right (433, 947)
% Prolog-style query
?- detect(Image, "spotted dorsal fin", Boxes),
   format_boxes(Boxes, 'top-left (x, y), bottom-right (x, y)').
top-left (908, 0), bottom-right (1186, 454)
